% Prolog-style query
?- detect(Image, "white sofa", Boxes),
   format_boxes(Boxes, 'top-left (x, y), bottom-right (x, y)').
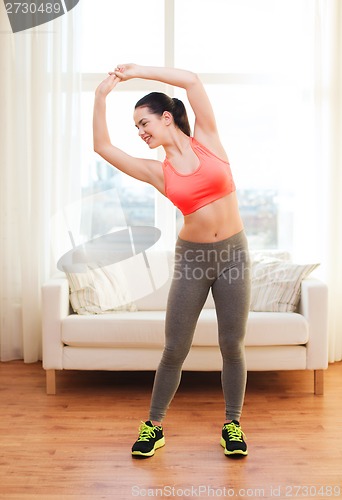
top-left (42, 250), bottom-right (329, 395)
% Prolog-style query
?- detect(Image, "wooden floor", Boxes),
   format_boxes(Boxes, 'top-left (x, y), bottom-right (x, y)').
top-left (0, 362), bottom-right (341, 500)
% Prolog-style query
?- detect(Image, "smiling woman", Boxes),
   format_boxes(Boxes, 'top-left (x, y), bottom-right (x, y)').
top-left (92, 63), bottom-right (251, 458)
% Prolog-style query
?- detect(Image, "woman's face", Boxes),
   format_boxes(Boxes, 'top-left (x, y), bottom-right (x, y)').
top-left (133, 107), bottom-right (168, 149)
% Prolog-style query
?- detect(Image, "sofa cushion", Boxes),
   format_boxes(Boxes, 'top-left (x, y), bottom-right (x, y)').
top-left (245, 312), bottom-right (309, 345)
top-left (62, 310), bottom-right (308, 348)
top-left (250, 258), bottom-right (319, 312)
top-left (66, 262), bottom-right (137, 315)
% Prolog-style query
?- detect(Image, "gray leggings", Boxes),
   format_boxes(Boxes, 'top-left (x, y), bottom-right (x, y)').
top-left (149, 230), bottom-right (251, 423)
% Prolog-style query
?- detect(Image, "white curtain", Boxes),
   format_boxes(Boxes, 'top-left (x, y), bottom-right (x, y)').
top-left (314, 0), bottom-right (342, 362)
top-left (0, 5), bottom-right (81, 361)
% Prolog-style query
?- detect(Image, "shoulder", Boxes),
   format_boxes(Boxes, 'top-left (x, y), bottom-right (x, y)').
top-left (192, 133), bottom-right (229, 163)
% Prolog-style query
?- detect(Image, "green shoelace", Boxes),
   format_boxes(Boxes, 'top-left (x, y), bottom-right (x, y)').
top-left (223, 422), bottom-right (246, 442)
top-left (137, 422), bottom-right (161, 442)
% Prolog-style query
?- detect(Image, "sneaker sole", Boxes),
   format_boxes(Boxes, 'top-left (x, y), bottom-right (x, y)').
top-left (132, 437), bottom-right (165, 457)
top-left (220, 437), bottom-right (248, 456)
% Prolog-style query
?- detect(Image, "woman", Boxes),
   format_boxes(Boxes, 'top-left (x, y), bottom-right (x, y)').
top-left (93, 64), bottom-right (251, 458)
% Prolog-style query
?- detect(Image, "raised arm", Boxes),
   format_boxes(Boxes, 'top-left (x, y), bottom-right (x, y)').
top-left (93, 74), bottom-right (165, 193)
top-left (113, 64), bottom-right (221, 146)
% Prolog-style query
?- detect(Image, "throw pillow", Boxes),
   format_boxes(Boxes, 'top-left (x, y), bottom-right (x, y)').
top-left (66, 262), bottom-right (137, 315)
top-left (250, 258), bottom-right (319, 312)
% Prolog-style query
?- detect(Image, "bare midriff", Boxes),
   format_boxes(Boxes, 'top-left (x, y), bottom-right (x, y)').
top-left (178, 191), bottom-right (244, 243)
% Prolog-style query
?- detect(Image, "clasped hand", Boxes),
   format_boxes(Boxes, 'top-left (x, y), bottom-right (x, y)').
top-left (110, 63), bottom-right (137, 81)
top-left (95, 63), bottom-right (137, 97)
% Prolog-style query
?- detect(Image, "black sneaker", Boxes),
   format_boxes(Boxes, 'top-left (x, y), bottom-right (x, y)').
top-left (131, 421), bottom-right (165, 457)
top-left (220, 420), bottom-right (248, 456)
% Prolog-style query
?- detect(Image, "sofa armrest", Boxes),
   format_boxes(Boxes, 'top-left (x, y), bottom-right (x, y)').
top-left (298, 278), bottom-right (328, 370)
top-left (42, 276), bottom-right (70, 371)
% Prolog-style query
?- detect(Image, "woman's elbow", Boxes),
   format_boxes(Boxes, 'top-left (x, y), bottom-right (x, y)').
top-left (93, 144), bottom-right (106, 158)
top-left (188, 71), bottom-right (199, 84)
top-left (93, 140), bottom-right (108, 156)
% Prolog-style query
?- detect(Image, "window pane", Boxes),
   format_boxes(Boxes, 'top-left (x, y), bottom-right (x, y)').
top-left (175, 0), bottom-right (310, 74)
top-left (81, 91), bottom-right (156, 238)
top-left (205, 83), bottom-right (308, 249)
top-left (81, 0), bottom-right (164, 73)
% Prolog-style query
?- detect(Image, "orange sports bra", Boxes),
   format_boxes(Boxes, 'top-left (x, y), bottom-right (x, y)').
top-left (162, 137), bottom-right (236, 216)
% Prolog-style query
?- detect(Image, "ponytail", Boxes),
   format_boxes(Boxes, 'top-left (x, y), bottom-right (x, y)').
top-left (135, 92), bottom-right (191, 137)
top-left (171, 97), bottom-right (191, 137)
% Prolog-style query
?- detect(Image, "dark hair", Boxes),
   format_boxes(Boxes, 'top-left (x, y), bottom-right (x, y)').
top-left (135, 92), bottom-right (191, 137)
